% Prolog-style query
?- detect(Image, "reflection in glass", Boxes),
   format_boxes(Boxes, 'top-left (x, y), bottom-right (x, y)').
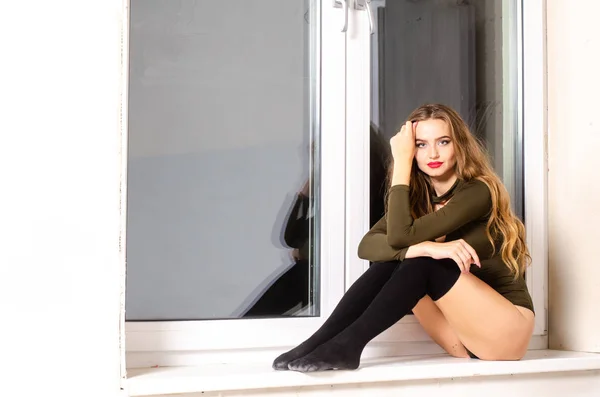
top-left (125, 0), bottom-right (320, 320)
top-left (243, 178), bottom-right (314, 317)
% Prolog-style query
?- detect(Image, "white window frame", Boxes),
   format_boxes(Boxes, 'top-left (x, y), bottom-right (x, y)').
top-left (125, 0), bottom-right (548, 368)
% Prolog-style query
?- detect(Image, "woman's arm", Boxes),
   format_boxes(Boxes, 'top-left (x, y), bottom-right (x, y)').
top-left (357, 217), bottom-right (408, 262)
top-left (404, 240), bottom-right (477, 273)
top-left (403, 221), bottom-right (497, 271)
top-left (386, 180), bottom-right (492, 248)
top-left (358, 215), bottom-right (495, 266)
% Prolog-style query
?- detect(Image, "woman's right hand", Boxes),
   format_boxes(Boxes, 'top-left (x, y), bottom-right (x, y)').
top-left (423, 240), bottom-right (481, 273)
top-left (390, 121), bottom-right (416, 162)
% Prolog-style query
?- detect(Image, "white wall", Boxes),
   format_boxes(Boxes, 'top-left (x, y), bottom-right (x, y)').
top-left (0, 1), bottom-right (124, 397)
top-left (547, 0), bottom-right (600, 352)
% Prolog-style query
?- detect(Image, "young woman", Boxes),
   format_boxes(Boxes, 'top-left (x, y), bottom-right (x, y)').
top-left (272, 104), bottom-right (535, 372)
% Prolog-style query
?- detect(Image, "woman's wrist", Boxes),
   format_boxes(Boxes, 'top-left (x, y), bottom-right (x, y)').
top-left (390, 158), bottom-right (412, 186)
top-left (405, 241), bottom-right (432, 259)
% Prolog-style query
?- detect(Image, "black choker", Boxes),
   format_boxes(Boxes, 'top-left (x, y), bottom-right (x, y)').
top-left (430, 179), bottom-right (462, 205)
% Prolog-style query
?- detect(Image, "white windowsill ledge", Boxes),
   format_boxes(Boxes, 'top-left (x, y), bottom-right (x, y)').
top-left (126, 350), bottom-right (600, 397)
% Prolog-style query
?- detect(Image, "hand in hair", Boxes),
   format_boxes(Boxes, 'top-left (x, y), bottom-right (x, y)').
top-left (390, 121), bottom-right (417, 161)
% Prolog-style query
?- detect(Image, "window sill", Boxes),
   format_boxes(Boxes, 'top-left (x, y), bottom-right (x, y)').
top-left (126, 350), bottom-right (600, 396)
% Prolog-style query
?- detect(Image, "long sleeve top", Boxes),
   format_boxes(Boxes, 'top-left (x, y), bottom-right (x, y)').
top-left (357, 179), bottom-right (534, 313)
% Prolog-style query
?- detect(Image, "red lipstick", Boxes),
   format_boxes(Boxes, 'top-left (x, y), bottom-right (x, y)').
top-left (427, 162), bottom-right (443, 169)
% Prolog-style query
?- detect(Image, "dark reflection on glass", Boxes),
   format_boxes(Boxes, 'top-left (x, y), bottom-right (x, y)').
top-left (374, 0), bottom-right (477, 139)
top-left (369, 124), bottom-right (393, 228)
top-left (242, 178), bottom-right (313, 318)
top-left (371, 0), bottom-right (520, 211)
top-left (242, 126), bottom-right (391, 317)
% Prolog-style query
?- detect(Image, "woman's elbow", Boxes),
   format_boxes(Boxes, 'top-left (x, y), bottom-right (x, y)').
top-left (357, 240), bottom-right (369, 260)
top-left (386, 234), bottom-right (411, 250)
top-left (358, 235), bottom-right (380, 261)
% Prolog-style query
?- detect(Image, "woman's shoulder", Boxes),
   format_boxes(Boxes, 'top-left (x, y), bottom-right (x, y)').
top-left (456, 178), bottom-right (492, 199)
top-left (453, 178), bottom-right (493, 214)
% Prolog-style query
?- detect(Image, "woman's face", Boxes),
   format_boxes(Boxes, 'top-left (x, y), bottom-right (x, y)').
top-left (414, 119), bottom-right (457, 179)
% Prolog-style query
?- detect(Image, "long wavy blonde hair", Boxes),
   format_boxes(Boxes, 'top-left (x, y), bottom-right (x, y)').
top-left (387, 104), bottom-right (530, 278)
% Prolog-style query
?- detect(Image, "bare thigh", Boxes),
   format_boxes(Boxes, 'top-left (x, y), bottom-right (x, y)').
top-left (412, 296), bottom-right (470, 358)
top-left (434, 273), bottom-right (535, 360)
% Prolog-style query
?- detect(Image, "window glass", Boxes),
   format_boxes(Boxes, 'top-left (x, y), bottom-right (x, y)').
top-left (125, 0), bottom-right (320, 320)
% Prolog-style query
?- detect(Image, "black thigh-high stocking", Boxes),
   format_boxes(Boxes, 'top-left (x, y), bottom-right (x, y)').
top-left (287, 257), bottom-right (462, 372)
top-left (272, 260), bottom-right (400, 370)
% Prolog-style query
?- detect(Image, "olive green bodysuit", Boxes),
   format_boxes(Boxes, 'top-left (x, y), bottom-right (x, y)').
top-left (357, 178), bottom-right (534, 313)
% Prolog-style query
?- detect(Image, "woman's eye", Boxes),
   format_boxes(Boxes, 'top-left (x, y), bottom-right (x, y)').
top-left (439, 140), bottom-right (450, 146)
top-left (416, 143), bottom-right (426, 148)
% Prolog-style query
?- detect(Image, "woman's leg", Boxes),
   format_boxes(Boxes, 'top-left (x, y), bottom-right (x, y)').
top-left (272, 260), bottom-right (399, 370)
top-left (433, 273), bottom-right (535, 360)
top-left (411, 295), bottom-right (471, 358)
top-left (287, 257), bottom-right (461, 372)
